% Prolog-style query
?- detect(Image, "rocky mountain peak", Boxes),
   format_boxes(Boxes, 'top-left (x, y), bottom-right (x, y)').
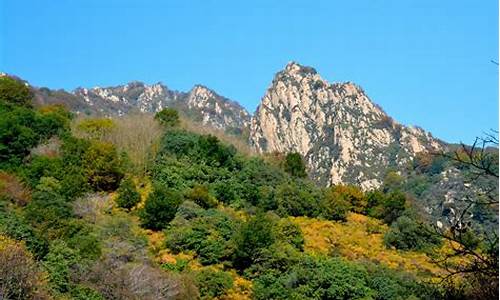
top-left (284, 61), bottom-right (318, 75)
top-left (186, 84), bottom-right (250, 130)
top-left (250, 62), bottom-right (443, 189)
top-left (34, 79), bottom-right (250, 132)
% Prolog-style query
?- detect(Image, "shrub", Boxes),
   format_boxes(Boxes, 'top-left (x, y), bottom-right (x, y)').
top-left (380, 191), bottom-right (407, 224)
top-left (321, 186), bottom-right (353, 221)
top-left (276, 219), bottom-right (304, 250)
top-left (185, 184), bottom-right (217, 209)
top-left (165, 208), bottom-right (237, 265)
top-left (366, 265), bottom-right (441, 300)
top-left (0, 106), bottom-right (38, 166)
top-left (276, 181), bottom-right (320, 217)
top-left (116, 177), bottom-right (141, 210)
top-left (155, 108), bottom-right (180, 127)
top-left (283, 152), bottom-right (307, 178)
top-left (195, 268), bottom-right (233, 299)
top-left (0, 76), bottom-right (33, 107)
top-left (233, 213), bottom-right (276, 270)
top-left (0, 208), bottom-right (48, 259)
top-left (75, 117), bottom-right (115, 140)
top-left (0, 235), bottom-right (48, 300)
top-left (140, 184), bottom-right (183, 230)
top-left (24, 177), bottom-right (73, 235)
top-left (198, 134), bottom-right (236, 167)
top-left (383, 216), bottom-right (442, 251)
top-left (36, 104), bottom-right (72, 137)
top-left (43, 240), bottom-right (77, 293)
top-left (253, 256), bottom-right (374, 300)
top-left (0, 171), bottom-right (31, 206)
top-left (83, 141), bottom-right (124, 191)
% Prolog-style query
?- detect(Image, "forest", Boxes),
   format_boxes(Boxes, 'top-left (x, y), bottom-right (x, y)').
top-left (0, 76), bottom-right (498, 299)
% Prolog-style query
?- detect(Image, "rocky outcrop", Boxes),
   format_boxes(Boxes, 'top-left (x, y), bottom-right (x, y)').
top-left (184, 85), bottom-right (251, 130)
top-left (34, 81), bottom-right (250, 132)
top-left (249, 62), bottom-right (443, 189)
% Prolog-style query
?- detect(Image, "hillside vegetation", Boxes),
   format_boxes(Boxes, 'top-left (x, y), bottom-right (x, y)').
top-left (0, 76), bottom-right (497, 299)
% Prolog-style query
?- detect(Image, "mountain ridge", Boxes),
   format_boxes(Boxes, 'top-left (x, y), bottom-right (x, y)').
top-left (3, 63), bottom-right (445, 189)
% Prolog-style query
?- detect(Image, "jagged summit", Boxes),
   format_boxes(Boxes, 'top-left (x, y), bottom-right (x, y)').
top-left (284, 61), bottom-right (318, 74)
top-left (250, 62), bottom-right (443, 189)
top-left (35, 80), bottom-right (251, 131)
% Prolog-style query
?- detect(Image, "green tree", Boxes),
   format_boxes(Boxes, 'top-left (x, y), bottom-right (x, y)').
top-left (76, 118), bottom-right (115, 140)
top-left (165, 208), bottom-right (237, 265)
top-left (383, 215), bottom-right (442, 251)
top-left (0, 106), bottom-right (37, 167)
top-left (0, 76), bottom-right (33, 107)
top-left (253, 256), bottom-right (374, 300)
top-left (321, 185), bottom-right (366, 220)
top-left (83, 141), bottom-right (124, 191)
top-left (233, 213), bottom-right (276, 270)
top-left (276, 182), bottom-right (320, 217)
top-left (155, 108), bottom-right (180, 127)
top-left (116, 177), bottom-right (141, 210)
top-left (185, 184), bottom-right (217, 209)
top-left (380, 191), bottom-right (407, 224)
top-left (198, 134), bottom-right (236, 167)
top-left (43, 240), bottom-right (77, 293)
top-left (276, 219), bottom-right (304, 250)
top-left (195, 268), bottom-right (233, 299)
top-left (283, 152), bottom-right (307, 178)
top-left (140, 184), bottom-right (183, 230)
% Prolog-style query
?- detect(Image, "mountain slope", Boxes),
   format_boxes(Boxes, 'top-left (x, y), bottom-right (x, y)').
top-left (33, 81), bottom-right (251, 132)
top-left (249, 62), bottom-right (444, 189)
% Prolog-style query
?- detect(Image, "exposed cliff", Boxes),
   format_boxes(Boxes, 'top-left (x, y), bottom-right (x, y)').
top-left (249, 62), bottom-right (443, 189)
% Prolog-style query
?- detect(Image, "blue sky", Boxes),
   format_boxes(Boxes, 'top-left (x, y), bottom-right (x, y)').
top-left (1, 0), bottom-right (498, 143)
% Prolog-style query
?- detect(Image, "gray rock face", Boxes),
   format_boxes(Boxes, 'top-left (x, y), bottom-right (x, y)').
top-left (36, 82), bottom-right (251, 132)
top-left (249, 62), bottom-right (444, 189)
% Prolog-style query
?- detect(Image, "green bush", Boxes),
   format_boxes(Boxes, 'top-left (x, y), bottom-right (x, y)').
top-left (24, 177), bottom-right (73, 236)
top-left (0, 76), bottom-right (33, 108)
top-left (43, 240), bottom-right (77, 293)
top-left (155, 108), bottom-right (180, 127)
top-left (60, 219), bottom-right (101, 260)
top-left (276, 181), bottom-right (320, 217)
top-left (0, 102), bottom-right (71, 169)
top-left (233, 213), bottom-right (276, 270)
top-left (365, 265), bottom-right (442, 300)
top-left (0, 208), bottom-right (48, 259)
top-left (140, 184), bottom-right (183, 230)
top-left (380, 191), bottom-right (407, 224)
top-left (195, 268), bottom-right (233, 299)
top-left (383, 215), bottom-right (442, 251)
top-left (253, 256), bottom-right (374, 300)
top-left (116, 177), bottom-right (141, 210)
top-left (185, 184), bottom-right (217, 209)
top-left (0, 106), bottom-right (38, 167)
top-left (198, 134), bottom-right (236, 168)
top-left (276, 218), bottom-right (304, 250)
top-left (321, 186), bottom-right (352, 221)
top-left (165, 208), bottom-right (237, 265)
top-left (83, 141), bottom-right (124, 191)
top-left (283, 152), bottom-right (307, 178)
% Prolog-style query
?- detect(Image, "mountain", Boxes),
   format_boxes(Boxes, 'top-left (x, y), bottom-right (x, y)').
top-left (249, 62), bottom-right (444, 189)
top-left (25, 63), bottom-right (445, 189)
top-left (33, 81), bottom-right (251, 132)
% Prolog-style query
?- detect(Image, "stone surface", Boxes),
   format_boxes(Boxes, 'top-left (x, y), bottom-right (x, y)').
top-left (249, 62), bottom-right (444, 188)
